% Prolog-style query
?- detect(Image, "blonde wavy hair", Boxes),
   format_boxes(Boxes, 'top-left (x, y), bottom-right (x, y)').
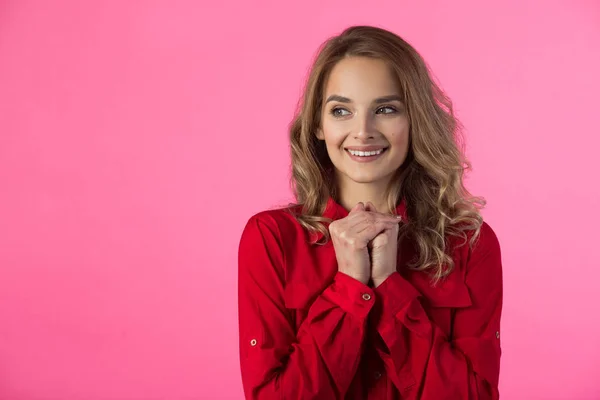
top-left (288, 25), bottom-right (485, 281)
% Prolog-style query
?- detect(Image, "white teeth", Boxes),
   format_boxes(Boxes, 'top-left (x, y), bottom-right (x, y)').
top-left (348, 149), bottom-right (385, 157)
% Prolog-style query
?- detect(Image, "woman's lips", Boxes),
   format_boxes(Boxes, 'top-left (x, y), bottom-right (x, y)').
top-left (345, 147), bottom-right (388, 163)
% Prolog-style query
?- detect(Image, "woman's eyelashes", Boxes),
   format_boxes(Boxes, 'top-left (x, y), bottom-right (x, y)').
top-left (329, 105), bottom-right (399, 118)
top-left (330, 107), bottom-right (352, 117)
top-left (375, 105), bottom-right (398, 114)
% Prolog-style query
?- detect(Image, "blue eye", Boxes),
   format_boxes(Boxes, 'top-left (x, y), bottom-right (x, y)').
top-left (331, 107), bottom-right (351, 117)
top-left (376, 106), bottom-right (397, 114)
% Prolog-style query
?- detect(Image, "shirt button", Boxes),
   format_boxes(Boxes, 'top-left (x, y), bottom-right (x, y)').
top-left (250, 339), bottom-right (257, 346)
top-left (495, 331), bottom-right (500, 339)
top-left (374, 371), bottom-right (382, 380)
top-left (362, 293), bottom-right (372, 301)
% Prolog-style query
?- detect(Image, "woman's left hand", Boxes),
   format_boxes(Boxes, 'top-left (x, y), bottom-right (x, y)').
top-left (365, 202), bottom-right (400, 288)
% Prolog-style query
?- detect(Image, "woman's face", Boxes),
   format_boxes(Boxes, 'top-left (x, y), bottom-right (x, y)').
top-left (317, 56), bottom-right (410, 188)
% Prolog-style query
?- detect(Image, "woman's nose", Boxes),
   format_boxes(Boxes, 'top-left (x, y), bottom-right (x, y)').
top-left (353, 113), bottom-right (376, 139)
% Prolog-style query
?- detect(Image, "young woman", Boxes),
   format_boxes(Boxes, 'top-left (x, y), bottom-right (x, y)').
top-left (238, 25), bottom-right (502, 400)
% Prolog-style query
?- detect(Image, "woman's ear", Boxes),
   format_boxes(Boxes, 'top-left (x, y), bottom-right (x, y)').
top-left (316, 128), bottom-right (324, 140)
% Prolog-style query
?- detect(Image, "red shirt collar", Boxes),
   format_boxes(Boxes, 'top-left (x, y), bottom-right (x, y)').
top-left (311, 197), bottom-right (408, 243)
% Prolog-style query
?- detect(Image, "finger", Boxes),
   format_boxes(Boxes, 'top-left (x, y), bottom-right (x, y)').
top-left (337, 217), bottom-right (398, 248)
top-left (340, 203), bottom-right (399, 234)
top-left (365, 201), bottom-right (377, 212)
top-left (357, 223), bottom-right (395, 245)
top-left (367, 210), bottom-right (402, 223)
top-left (355, 219), bottom-right (399, 240)
top-left (332, 203), bottom-right (365, 234)
top-left (347, 210), bottom-right (400, 231)
top-left (372, 208), bottom-right (402, 222)
top-left (349, 202), bottom-right (365, 214)
top-left (343, 218), bottom-right (394, 240)
top-left (344, 209), bottom-right (397, 233)
top-left (362, 202), bottom-right (400, 221)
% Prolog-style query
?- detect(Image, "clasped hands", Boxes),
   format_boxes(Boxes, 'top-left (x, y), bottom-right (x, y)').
top-left (329, 201), bottom-right (401, 288)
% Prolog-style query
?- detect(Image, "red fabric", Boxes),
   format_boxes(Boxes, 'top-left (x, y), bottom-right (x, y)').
top-left (238, 197), bottom-right (502, 399)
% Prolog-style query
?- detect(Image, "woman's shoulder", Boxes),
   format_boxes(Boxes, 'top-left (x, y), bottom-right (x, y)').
top-left (246, 202), bottom-right (303, 225)
top-left (241, 203), bottom-right (306, 243)
top-left (449, 218), bottom-right (500, 251)
top-left (436, 219), bottom-right (500, 277)
top-left (469, 220), bottom-right (501, 258)
top-left (449, 219), bottom-right (502, 277)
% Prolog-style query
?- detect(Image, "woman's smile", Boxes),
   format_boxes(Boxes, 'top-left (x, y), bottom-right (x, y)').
top-left (344, 146), bottom-right (389, 163)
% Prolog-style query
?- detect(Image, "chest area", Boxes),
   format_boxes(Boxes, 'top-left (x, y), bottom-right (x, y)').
top-left (281, 238), bottom-right (472, 337)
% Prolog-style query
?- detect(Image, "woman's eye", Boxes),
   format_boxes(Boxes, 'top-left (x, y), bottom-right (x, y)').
top-left (331, 107), bottom-right (351, 117)
top-left (376, 106), bottom-right (397, 114)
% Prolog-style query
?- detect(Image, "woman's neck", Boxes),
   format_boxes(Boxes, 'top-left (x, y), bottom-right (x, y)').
top-left (335, 176), bottom-right (392, 214)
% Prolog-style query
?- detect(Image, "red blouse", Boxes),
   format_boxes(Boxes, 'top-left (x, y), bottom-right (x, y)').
top-left (238, 197), bottom-right (502, 399)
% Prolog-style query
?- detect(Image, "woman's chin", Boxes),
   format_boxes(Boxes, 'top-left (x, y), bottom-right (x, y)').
top-left (346, 173), bottom-right (388, 185)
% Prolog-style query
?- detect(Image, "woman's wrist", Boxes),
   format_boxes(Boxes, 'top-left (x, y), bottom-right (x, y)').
top-left (371, 273), bottom-right (394, 288)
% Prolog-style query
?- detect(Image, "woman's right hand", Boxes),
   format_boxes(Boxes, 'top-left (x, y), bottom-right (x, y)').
top-left (328, 202), bottom-right (402, 285)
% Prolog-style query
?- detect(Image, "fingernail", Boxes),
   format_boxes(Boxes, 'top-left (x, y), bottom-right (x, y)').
top-left (396, 215), bottom-right (402, 219)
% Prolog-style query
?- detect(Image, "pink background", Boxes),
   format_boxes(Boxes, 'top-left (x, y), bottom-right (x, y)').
top-left (1, 1), bottom-right (599, 399)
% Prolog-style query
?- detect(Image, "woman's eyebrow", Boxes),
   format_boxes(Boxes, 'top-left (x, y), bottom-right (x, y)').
top-left (373, 95), bottom-right (403, 104)
top-left (324, 94), bottom-right (403, 104)
top-left (325, 95), bottom-right (352, 104)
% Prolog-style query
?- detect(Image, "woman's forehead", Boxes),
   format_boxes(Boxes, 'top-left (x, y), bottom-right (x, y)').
top-left (323, 57), bottom-right (402, 100)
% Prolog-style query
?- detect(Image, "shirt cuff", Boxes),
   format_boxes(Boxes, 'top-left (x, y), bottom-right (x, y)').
top-left (373, 272), bottom-right (421, 318)
top-left (321, 271), bottom-right (376, 319)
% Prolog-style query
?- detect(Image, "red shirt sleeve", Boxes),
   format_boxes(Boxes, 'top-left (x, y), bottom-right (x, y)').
top-left (238, 214), bottom-right (376, 399)
top-left (371, 222), bottom-right (503, 399)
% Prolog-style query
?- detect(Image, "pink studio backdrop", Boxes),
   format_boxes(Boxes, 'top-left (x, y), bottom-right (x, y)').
top-left (1, 1), bottom-right (599, 399)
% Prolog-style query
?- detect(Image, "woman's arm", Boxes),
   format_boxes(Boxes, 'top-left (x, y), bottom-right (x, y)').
top-left (238, 215), bottom-right (375, 399)
top-left (371, 222), bottom-right (503, 399)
